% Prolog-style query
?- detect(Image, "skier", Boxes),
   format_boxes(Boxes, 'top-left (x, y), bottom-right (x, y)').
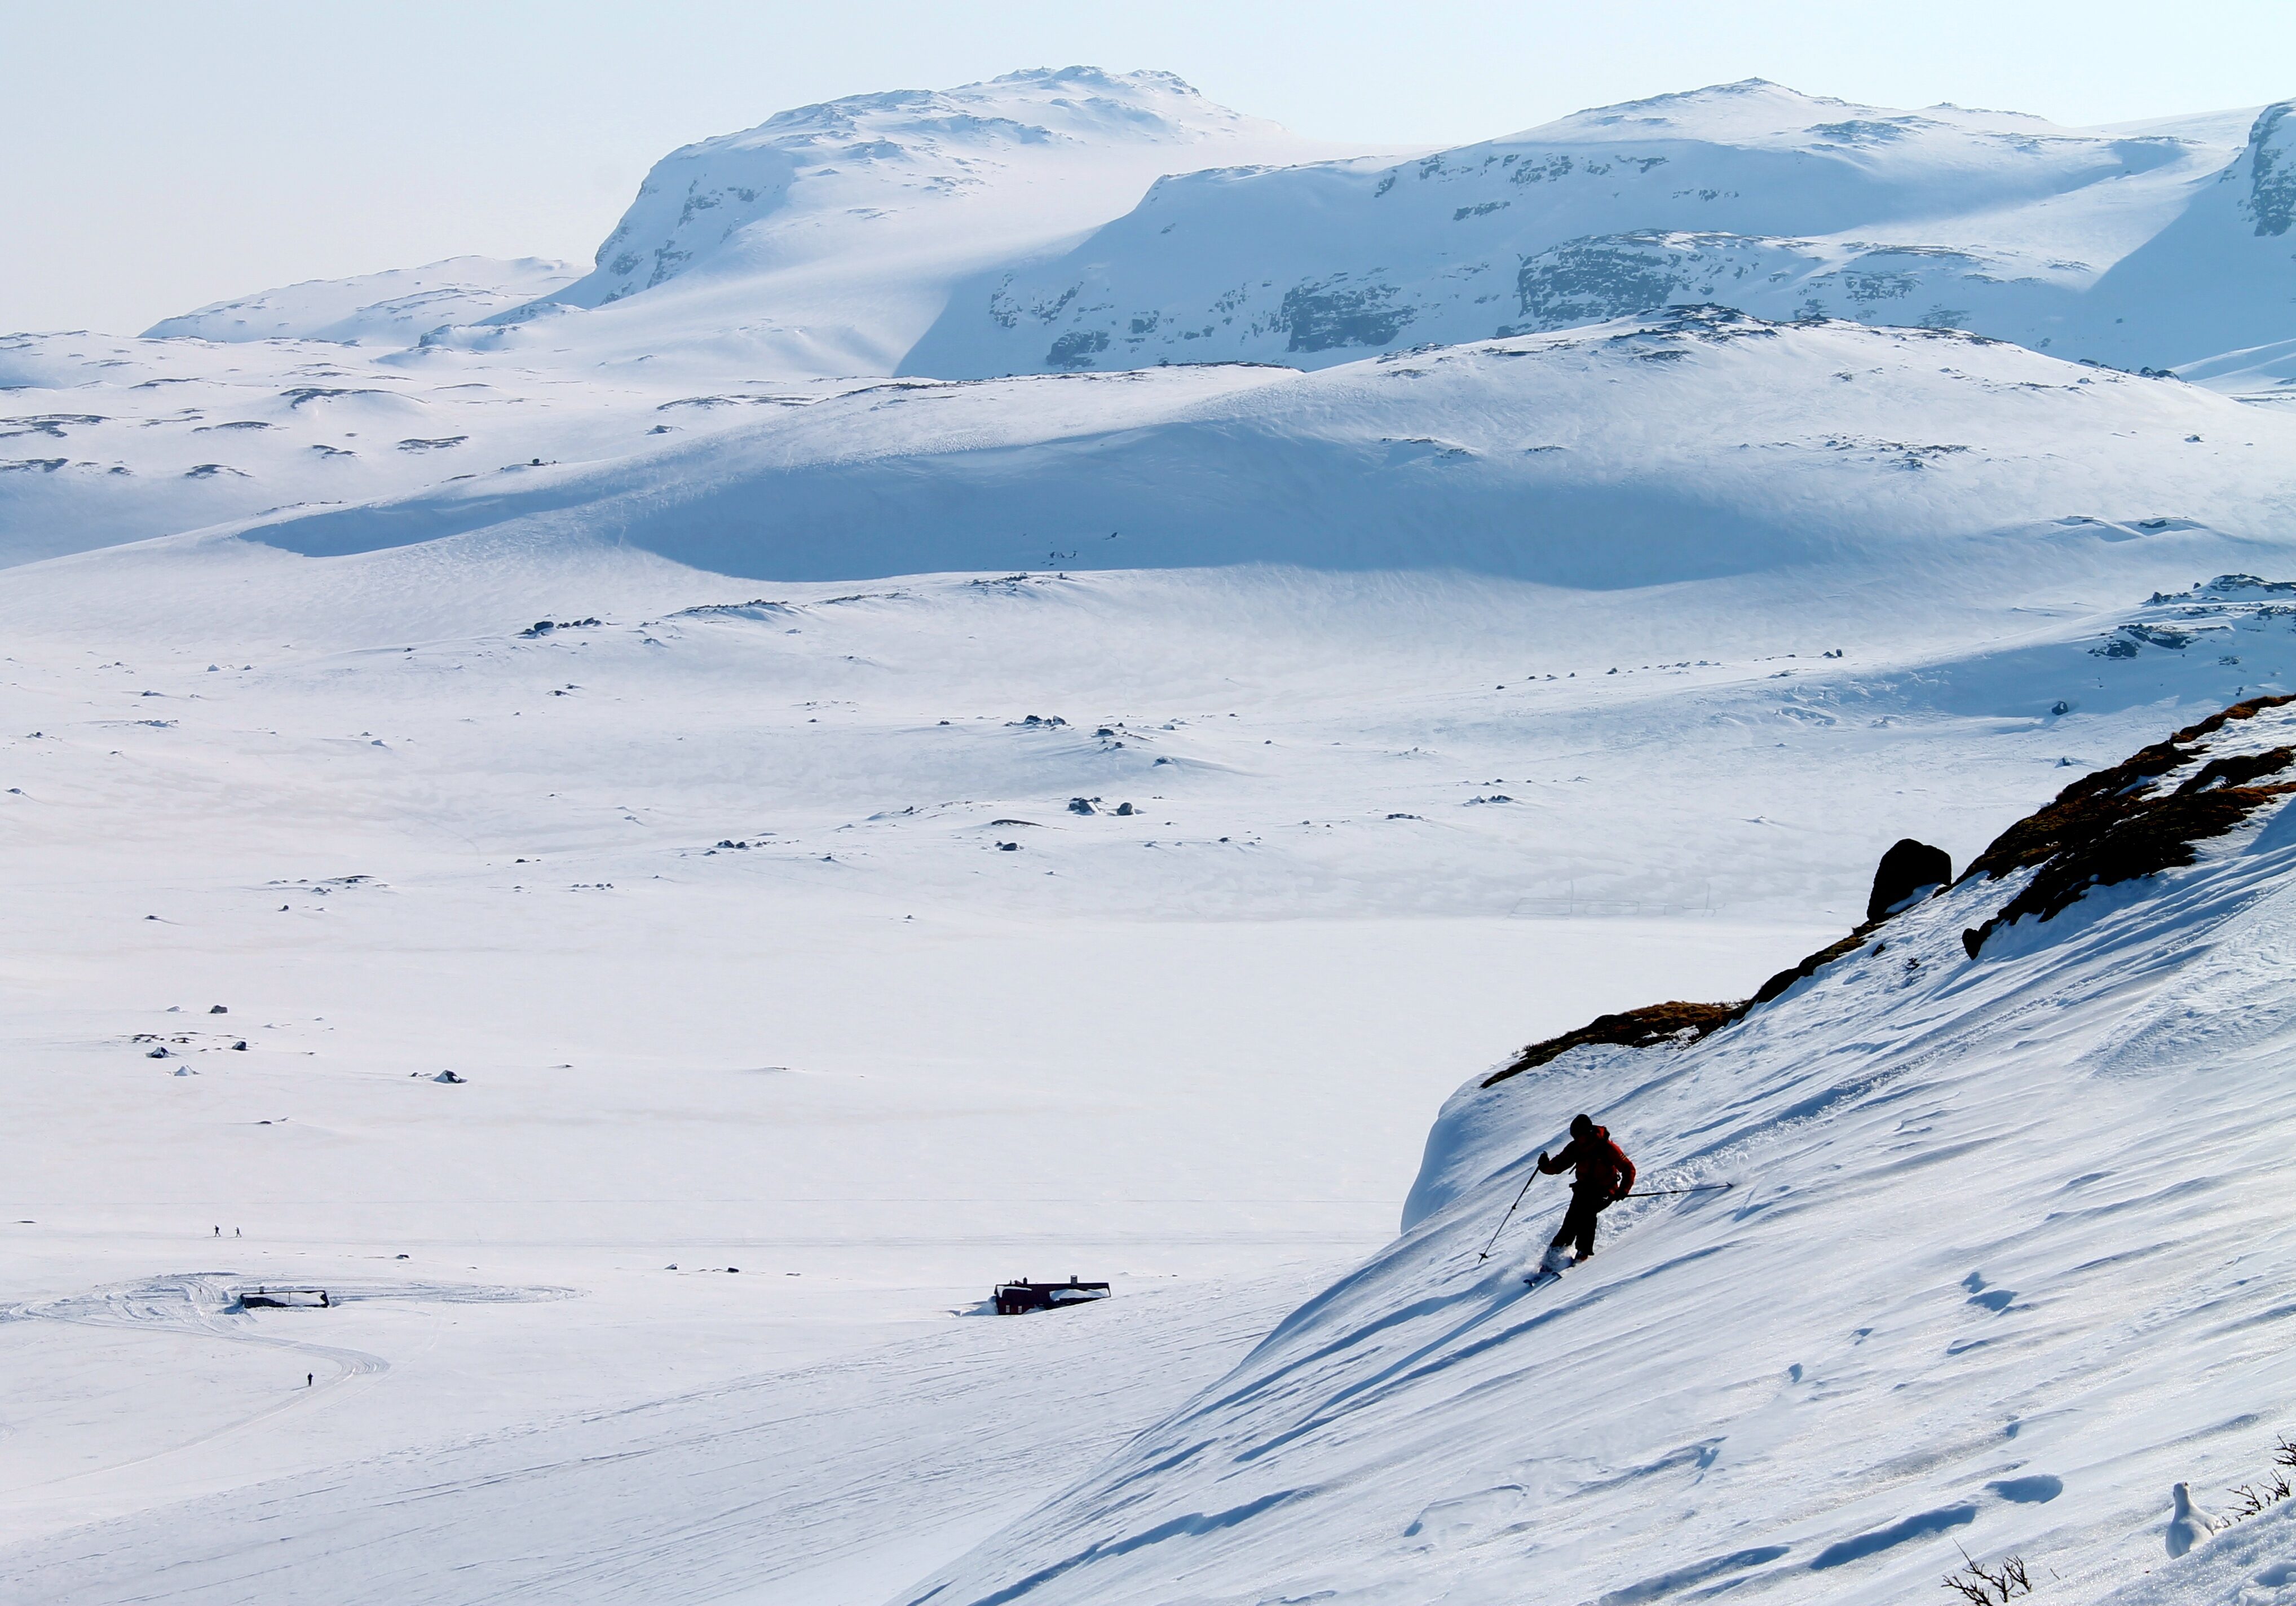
top-left (1533, 1115), bottom-right (1636, 1280)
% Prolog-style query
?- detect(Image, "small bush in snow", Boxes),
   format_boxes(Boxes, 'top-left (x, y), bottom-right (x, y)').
top-left (2227, 1435), bottom-right (2296, 1519)
top-left (1941, 1552), bottom-right (2030, 1603)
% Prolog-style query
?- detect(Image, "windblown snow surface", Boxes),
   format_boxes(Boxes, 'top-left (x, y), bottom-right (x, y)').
top-left (9, 62), bottom-right (2296, 1606)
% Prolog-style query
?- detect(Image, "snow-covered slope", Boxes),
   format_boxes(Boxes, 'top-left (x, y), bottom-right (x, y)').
top-left (25, 306), bottom-right (2290, 582)
top-left (0, 325), bottom-right (785, 567)
top-left (2079, 102), bottom-right (2296, 370)
top-left (902, 695), bottom-right (2296, 1605)
top-left (901, 80), bottom-right (2290, 379)
top-left (433, 68), bottom-right (1374, 380)
top-left (230, 310), bottom-right (2296, 590)
top-left (142, 257), bottom-right (581, 345)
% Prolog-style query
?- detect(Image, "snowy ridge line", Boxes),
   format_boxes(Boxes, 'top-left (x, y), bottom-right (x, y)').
top-left (905, 78), bottom-right (2296, 382)
top-left (898, 695), bottom-right (2296, 1606)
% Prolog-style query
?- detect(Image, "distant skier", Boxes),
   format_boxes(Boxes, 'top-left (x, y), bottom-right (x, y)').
top-left (1534, 1115), bottom-right (1636, 1279)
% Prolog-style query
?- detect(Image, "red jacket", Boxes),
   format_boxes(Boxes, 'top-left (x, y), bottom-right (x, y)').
top-left (1539, 1126), bottom-right (1635, 1199)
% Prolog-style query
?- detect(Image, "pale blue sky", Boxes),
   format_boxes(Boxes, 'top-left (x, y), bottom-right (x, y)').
top-left (7, 0), bottom-right (2293, 334)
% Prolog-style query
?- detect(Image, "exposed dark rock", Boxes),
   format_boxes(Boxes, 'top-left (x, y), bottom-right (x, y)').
top-left (1483, 1001), bottom-right (1746, 1088)
top-left (1865, 839), bottom-right (1952, 923)
top-left (1751, 930), bottom-right (1874, 1005)
top-left (1046, 329), bottom-right (1110, 369)
top-left (1282, 279), bottom-right (1413, 353)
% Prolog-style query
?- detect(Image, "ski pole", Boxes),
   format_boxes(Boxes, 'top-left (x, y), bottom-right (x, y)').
top-left (1476, 1166), bottom-right (1542, 1261)
top-left (1621, 1184), bottom-right (1734, 1197)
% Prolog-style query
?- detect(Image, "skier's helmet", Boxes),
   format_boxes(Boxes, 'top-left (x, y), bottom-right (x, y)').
top-left (1570, 1113), bottom-right (1595, 1139)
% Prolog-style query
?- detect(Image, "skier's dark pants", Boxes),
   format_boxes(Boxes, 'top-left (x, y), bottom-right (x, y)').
top-left (1551, 1187), bottom-right (1609, 1258)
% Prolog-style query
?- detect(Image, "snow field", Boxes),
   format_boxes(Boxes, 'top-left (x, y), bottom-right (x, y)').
top-left (5, 526), bottom-right (2293, 1599)
top-left (3, 542), bottom-right (1911, 1596)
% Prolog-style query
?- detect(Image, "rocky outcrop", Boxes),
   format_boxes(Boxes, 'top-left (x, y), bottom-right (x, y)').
top-left (1482, 1001), bottom-right (1745, 1088)
top-left (1959, 695), bottom-right (2296, 956)
top-left (1865, 837), bottom-right (1951, 922)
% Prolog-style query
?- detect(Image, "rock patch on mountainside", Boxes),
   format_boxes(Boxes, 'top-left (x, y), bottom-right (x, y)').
top-left (1491, 697), bottom-right (2296, 1075)
top-left (1959, 694), bottom-right (2296, 956)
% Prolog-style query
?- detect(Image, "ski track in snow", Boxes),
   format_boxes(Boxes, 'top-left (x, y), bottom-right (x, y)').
top-left (0, 1270), bottom-right (1328, 1605)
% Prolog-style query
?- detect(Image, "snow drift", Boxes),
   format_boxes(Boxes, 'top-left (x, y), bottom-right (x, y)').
top-left (901, 695), bottom-right (2296, 1605)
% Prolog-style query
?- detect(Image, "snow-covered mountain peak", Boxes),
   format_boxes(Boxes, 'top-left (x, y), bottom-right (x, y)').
top-left (1521, 77), bottom-right (2072, 153)
top-left (398, 66), bottom-right (1374, 381)
top-left (707, 66), bottom-right (1243, 154)
top-left (902, 72), bottom-right (2272, 382)
top-left (549, 67), bottom-right (1315, 314)
top-left (1529, 77), bottom-right (1866, 140)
